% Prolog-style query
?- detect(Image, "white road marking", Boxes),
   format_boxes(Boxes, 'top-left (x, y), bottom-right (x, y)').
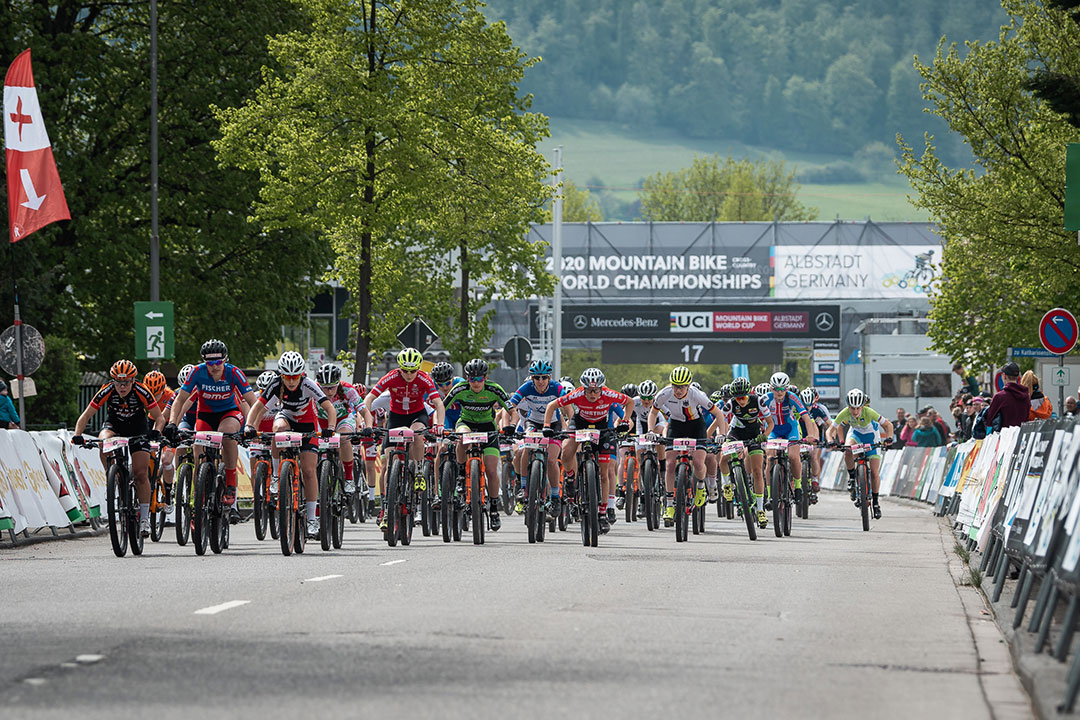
top-left (24, 678), bottom-right (46, 686)
top-left (302, 574), bottom-right (343, 583)
top-left (75, 654), bottom-right (104, 664)
top-left (380, 559), bottom-right (407, 566)
top-left (194, 600), bottom-right (250, 615)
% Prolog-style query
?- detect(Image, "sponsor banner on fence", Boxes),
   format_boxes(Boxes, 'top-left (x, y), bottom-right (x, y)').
top-left (0, 430), bottom-right (70, 533)
top-left (772, 244), bottom-right (940, 300)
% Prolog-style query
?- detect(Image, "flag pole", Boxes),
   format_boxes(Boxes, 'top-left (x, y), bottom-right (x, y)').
top-left (8, 242), bottom-right (25, 429)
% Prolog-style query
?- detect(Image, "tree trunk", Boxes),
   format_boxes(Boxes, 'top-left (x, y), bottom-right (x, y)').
top-left (458, 238), bottom-right (469, 363)
top-left (352, 2), bottom-right (377, 385)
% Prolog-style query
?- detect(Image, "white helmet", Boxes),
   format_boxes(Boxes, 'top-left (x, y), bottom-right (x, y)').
top-left (256, 371), bottom-right (277, 390)
top-left (800, 388), bottom-right (815, 406)
top-left (580, 367), bottom-right (605, 388)
top-left (638, 379), bottom-right (658, 397)
top-left (278, 351), bottom-right (306, 375)
top-left (754, 383), bottom-right (771, 397)
top-left (770, 372), bottom-right (790, 389)
top-left (846, 388), bottom-right (867, 407)
top-left (177, 364), bottom-right (197, 387)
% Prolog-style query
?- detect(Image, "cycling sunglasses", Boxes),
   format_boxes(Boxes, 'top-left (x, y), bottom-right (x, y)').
top-left (639, 394), bottom-right (654, 401)
top-left (468, 375), bottom-right (486, 382)
top-left (204, 358), bottom-right (225, 366)
top-left (531, 374), bottom-right (551, 381)
top-left (113, 378), bottom-right (134, 387)
top-left (282, 373), bottom-right (303, 381)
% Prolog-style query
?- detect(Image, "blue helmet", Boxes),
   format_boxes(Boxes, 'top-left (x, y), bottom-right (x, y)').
top-left (528, 359), bottom-right (552, 375)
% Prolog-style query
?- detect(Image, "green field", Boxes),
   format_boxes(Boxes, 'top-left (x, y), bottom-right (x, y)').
top-left (542, 117), bottom-right (928, 222)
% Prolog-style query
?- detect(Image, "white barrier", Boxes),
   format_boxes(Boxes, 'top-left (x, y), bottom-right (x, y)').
top-left (0, 430), bottom-right (71, 534)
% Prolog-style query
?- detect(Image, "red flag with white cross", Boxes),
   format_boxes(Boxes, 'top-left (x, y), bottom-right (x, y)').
top-left (4, 49), bottom-right (70, 243)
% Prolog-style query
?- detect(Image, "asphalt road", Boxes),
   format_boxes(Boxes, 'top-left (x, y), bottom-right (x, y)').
top-left (1, 492), bottom-right (1032, 719)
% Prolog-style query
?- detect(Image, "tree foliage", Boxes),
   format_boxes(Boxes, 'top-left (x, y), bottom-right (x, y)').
top-left (0, 1), bottom-right (332, 371)
top-left (898, 0), bottom-right (1080, 368)
top-left (215, 0), bottom-right (553, 380)
top-left (561, 180), bottom-right (603, 222)
top-left (639, 154), bottom-right (816, 221)
top-left (482, 0), bottom-right (1006, 160)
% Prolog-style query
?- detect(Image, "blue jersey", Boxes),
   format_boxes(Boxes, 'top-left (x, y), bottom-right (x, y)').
top-left (765, 391), bottom-right (809, 427)
top-left (510, 379), bottom-right (568, 425)
top-left (808, 403), bottom-right (831, 424)
top-left (180, 363), bottom-right (251, 413)
top-left (441, 378), bottom-right (465, 429)
top-left (607, 403), bottom-right (625, 425)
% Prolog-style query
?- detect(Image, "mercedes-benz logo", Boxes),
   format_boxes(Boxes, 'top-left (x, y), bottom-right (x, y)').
top-left (573, 314), bottom-right (588, 330)
top-left (815, 312), bottom-right (835, 332)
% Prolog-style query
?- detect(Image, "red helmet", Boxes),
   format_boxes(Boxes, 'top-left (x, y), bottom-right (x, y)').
top-left (110, 359), bottom-right (138, 381)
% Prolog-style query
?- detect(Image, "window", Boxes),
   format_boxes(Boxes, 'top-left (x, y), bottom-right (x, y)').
top-left (881, 373), bottom-right (952, 398)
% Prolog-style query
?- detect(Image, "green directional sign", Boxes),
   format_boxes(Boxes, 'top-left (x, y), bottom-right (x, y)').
top-left (1066, 144), bottom-right (1080, 231)
top-left (134, 301), bottom-right (174, 360)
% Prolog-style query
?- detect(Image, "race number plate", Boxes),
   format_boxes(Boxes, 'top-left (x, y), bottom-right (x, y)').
top-left (852, 444), bottom-right (868, 456)
top-left (102, 437), bottom-right (128, 453)
top-left (499, 443), bottom-right (512, 453)
top-left (317, 436), bottom-right (340, 451)
top-left (274, 432), bottom-right (302, 448)
top-left (463, 432), bottom-right (488, 445)
top-left (766, 439), bottom-right (789, 451)
top-left (523, 432), bottom-right (544, 449)
top-left (722, 441), bottom-right (744, 457)
top-left (149, 441), bottom-right (160, 451)
top-left (575, 429), bottom-right (600, 443)
top-left (194, 431), bottom-right (223, 449)
top-left (635, 437), bottom-right (654, 449)
top-left (388, 428), bottom-right (414, 444)
top-left (674, 438), bottom-right (696, 449)
top-left (248, 442), bottom-right (266, 453)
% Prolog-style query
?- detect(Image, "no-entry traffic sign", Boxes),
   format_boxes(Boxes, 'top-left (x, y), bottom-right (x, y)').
top-left (1039, 308), bottom-right (1079, 356)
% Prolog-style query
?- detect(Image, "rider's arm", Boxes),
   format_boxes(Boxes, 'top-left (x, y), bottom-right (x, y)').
top-left (73, 403), bottom-right (96, 437)
top-left (880, 418), bottom-right (895, 440)
top-left (245, 397), bottom-right (267, 430)
top-left (362, 390), bottom-right (377, 427)
top-left (320, 398), bottom-right (337, 430)
top-left (429, 395), bottom-right (445, 429)
top-left (169, 388), bottom-right (191, 425)
top-left (647, 406), bottom-right (659, 434)
top-left (620, 397), bottom-right (635, 427)
top-left (543, 397), bottom-right (559, 427)
top-left (762, 415), bottom-right (775, 438)
top-left (801, 411), bottom-right (819, 442)
top-left (707, 404), bottom-right (727, 437)
top-left (149, 403), bottom-right (165, 431)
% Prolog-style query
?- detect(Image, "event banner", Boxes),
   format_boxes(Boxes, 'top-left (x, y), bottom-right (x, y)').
top-left (771, 244), bottom-right (940, 300)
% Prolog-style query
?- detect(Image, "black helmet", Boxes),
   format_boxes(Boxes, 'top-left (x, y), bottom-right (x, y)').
top-left (621, 383), bottom-right (638, 398)
top-left (315, 363), bottom-right (342, 385)
top-left (431, 361), bottom-right (454, 384)
top-left (464, 358), bottom-right (488, 378)
top-left (200, 338), bottom-right (227, 360)
top-left (730, 377), bottom-right (751, 396)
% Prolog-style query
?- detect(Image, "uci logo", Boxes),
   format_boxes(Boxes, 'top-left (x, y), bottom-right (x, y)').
top-left (669, 311), bottom-right (712, 333)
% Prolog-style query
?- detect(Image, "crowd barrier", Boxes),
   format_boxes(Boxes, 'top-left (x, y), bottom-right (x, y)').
top-left (0, 429), bottom-right (258, 542)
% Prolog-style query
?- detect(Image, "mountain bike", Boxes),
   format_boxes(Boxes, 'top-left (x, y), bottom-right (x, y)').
top-left (445, 429), bottom-right (504, 546)
top-left (362, 427), bottom-right (421, 547)
top-left (552, 428), bottom-right (613, 548)
top-left (83, 435), bottom-right (145, 558)
top-left (187, 430), bottom-right (244, 556)
top-left (500, 440), bottom-right (518, 517)
top-left (796, 442), bottom-right (813, 520)
top-left (419, 434), bottom-right (439, 537)
top-left (173, 439), bottom-right (195, 546)
top-left (438, 436), bottom-right (464, 543)
top-left (147, 441), bottom-right (168, 542)
top-left (316, 434), bottom-right (346, 551)
top-left (619, 438), bottom-right (639, 523)
top-left (520, 430), bottom-right (552, 544)
top-left (659, 437), bottom-right (711, 542)
top-left (765, 439), bottom-right (795, 539)
top-left (719, 439), bottom-right (757, 541)
top-left (635, 436), bottom-right (662, 531)
top-left (249, 436), bottom-right (275, 541)
top-left (262, 430), bottom-right (318, 556)
top-left (832, 440), bottom-right (888, 532)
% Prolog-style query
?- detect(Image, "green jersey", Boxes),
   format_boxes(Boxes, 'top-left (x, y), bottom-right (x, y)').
top-left (443, 381), bottom-right (513, 425)
top-left (833, 406), bottom-right (881, 431)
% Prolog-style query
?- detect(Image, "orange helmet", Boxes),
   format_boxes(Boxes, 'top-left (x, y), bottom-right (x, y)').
top-left (143, 370), bottom-right (167, 396)
top-left (110, 359), bottom-right (138, 381)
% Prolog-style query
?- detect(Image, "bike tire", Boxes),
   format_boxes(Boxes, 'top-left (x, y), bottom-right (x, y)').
top-left (440, 459), bottom-right (454, 543)
top-left (770, 462), bottom-right (784, 539)
top-left (387, 457), bottom-right (401, 547)
top-left (527, 456), bottom-right (543, 543)
top-left (279, 463), bottom-right (295, 556)
top-left (106, 464), bottom-right (128, 557)
top-left (692, 504), bottom-right (704, 535)
top-left (585, 461), bottom-right (600, 548)
top-left (400, 467), bottom-right (414, 547)
top-left (858, 464), bottom-right (871, 532)
top-left (501, 459), bottom-right (515, 516)
top-left (209, 471), bottom-right (225, 555)
top-left (253, 461), bottom-right (268, 540)
top-left (675, 464), bottom-right (689, 543)
top-left (193, 462), bottom-right (213, 556)
top-left (175, 462), bottom-right (192, 546)
top-left (732, 464), bottom-right (756, 541)
top-left (641, 458), bottom-right (657, 531)
top-left (783, 480), bottom-right (793, 537)
top-left (332, 463), bottom-right (345, 549)
top-left (421, 460), bottom-right (433, 537)
top-left (269, 477), bottom-right (280, 539)
top-left (149, 478), bottom-right (165, 542)
top-left (470, 458), bottom-right (484, 545)
top-left (624, 456), bottom-right (637, 524)
top-left (127, 472), bottom-right (144, 556)
top-left (318, 459), bottom-right (332, 551)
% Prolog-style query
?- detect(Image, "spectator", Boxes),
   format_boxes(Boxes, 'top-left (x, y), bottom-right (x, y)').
top-left (913, 417), bottom-right (940, 446)
top-left (953, 362), bottom-right (980, 395)
top-left (986, 362), bottom-right (1030, 431)
top-left (957, 397), bottom-right (978, 441)
top-left (952, 404), bottom-right (966, 440)
top-left (971, 397), bottom-right (991, 440)
top-left (1020, 370), bottom-right (1052, 420)
top-left (1067, 396), bottom-right (1078, 416)
top-left (0, 379), bottom-right (19, 429)
top-left (894, 407), bottom-right (907, 443)
top-left (927, 407), bottom-right (950, 445)
top-left (900, 416), bottom-right (918, 446)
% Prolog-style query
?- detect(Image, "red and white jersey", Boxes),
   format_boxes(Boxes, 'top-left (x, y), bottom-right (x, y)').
top-left (555, 386), bottom-right (629, 424)
top-left (369, 369), bottom-right (440, 415)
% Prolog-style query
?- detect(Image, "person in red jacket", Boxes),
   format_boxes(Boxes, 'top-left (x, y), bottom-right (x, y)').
top-left (986, 362), bottom-right (1030, 431)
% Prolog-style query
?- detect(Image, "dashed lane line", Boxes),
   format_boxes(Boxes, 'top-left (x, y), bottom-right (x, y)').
top-left (194, 600), bottom-right (251, 615)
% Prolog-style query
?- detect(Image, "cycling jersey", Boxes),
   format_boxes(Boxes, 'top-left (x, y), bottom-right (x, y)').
top-left (834, 406), bottom-right (882, 433)
top-left (439, 378), bottom-right (465, 428)
top-left (764, 390), bottom-right (809, 427)
top-left (181, 363), bottom-right (251, 413)
top-left (317, 381), bottom-right (363, 423)
top-left (259, 375), bottom-right (327, 422)
top-left (91, 382), bottom-right (157, 430)
top-left (151, 387), bottom-right (174, 419)
top-left (607, 403), bottom-right (626, 425)
top-left (510, 379), bottom-right (567, 424)
top-left (555, 386), bottom-right (629, 425)
top-left (635, 404), bottom-right (667, 435)
top-left (653, 385), bottom-right (716, 423)
top-left (443, 381), bottom-right (513, 426)
top-left (808, 403), bottom-right (831, 425)
top-left (728, 394), bottom-right (771, 430)
top-left (369, 369), bottom-right (439, 415)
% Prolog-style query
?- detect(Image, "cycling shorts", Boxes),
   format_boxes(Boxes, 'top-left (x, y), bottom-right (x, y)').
top-left (317, 416), bottom-right (357, 433)
top-left (455, 421), bottom-right (500, 457)
top-left (568, 419), bottom-right (615, 463)
top-left (383, 410), bottom-right (429, 451)
top-left (848, 429), bottom-right (880, 459)
top-left (667, 418), bottom-right (707, 442)
top-left (769, 421), bottom-right (801, 442)
top-left (100, 421), bottom-right (151, 454)
top-left (280, 418), bottom-right (318, 453)
top-left (725, 425), bottom-right (764, 456)
top-left (195, 408), bottom-right (244, 432)
top-left (525, 420), bottom-right (561, 447)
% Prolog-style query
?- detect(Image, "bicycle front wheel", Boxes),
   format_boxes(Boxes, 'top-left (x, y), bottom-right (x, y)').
top-left (175, 462), bottom-right (192, 546)
top-left (386, 457), bottom-right (402, 547)
top-left (470, 458), bottom-right (484, 545)
top-left (527, 455), bottom-right (543, 544)
top-left (641, 457), bottom-right (657, 531)
top-left (770, 463), bottom-right (784, 539)
top-left (584, 460), bottom-right (599, 548)
top-left (732, 463), bottom-right (756, 541)
top-left (253, 461), bottom-right (268, 541)
top-left (858, 464), bottom-right (871, 532)
top-left (106, 464), bottom-right (128, 557)
top-left (193, 462), bottom-right (213, 556)
top-left (440, 458), bottom-right (455, 543)
top-left (279, 463), bottom-right (295, 556)
top-left (318, 459), bottom-right (332, 551)
top-left (674, 463), bottom-right (689, 543)
top-left (150, 478), bottom-right (166, 542)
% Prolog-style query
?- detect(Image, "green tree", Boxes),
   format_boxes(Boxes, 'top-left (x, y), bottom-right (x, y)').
top-left (562, 180), bottom-right (603, 222)
top-left (22, 336), bottom-right (80, 427)
top-left (215, 0), bottom-right (553, 381)
top-left (639, 154), bottom-right (816, 221)
top-left (898, 0), bottom-right (1080, 368)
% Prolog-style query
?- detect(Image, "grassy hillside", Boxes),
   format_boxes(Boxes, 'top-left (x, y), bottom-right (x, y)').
top-left (542, 117), bottom-right (927, 222)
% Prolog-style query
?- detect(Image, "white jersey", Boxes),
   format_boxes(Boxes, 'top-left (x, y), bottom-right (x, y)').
top-left (259, 376), bottom-right (326, 421)
top-left (635, 404), bottom-right (667, 435)
top-left (653, 385), bottom-right (716, 423)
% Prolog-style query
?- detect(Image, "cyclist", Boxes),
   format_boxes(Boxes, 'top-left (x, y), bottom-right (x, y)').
top-left (165, 339), bottom-right (257, 518)
top-left (248, 370), bottom-right (280, 493)
top-left (244, 351), bottom-right (337, 539)
top-left (542, 367), bottom-right (633, 534)
top-left (142, 370), bottom-right (176, 523)
top-left (720, 377), bottom-right (775, 528)
top-left (647, 366), bottom-right (727, 526)
top-left (629, 379), bottom-right (667, 517)
top-left (799, 387), bottom-right (832, 504)
top-left (73, 360), bottom-right (165, 538)
top-left (828, 388), bottom-right (894, 520)
top-left (508, 359), bottom-right (566, 515)
top-left (763, 372), bottom-right (818, 505)
top-left (754, 382), bottom-right (771, 398)
top-left (362, 348), bottom-right (446, 531)
top-left (443, 358), bottom-right (517, 532)
top-left (315, 363), bottom-right (364, 499)
top-left (615, 383), bottom-right (641, 512)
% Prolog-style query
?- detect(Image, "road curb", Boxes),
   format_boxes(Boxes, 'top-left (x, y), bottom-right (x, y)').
top-left (0, 525), bottom-right (106, 550)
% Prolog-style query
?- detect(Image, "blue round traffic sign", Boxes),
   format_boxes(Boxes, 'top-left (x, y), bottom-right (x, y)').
top-left (1039, 308), bottom-right (1079, 355)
